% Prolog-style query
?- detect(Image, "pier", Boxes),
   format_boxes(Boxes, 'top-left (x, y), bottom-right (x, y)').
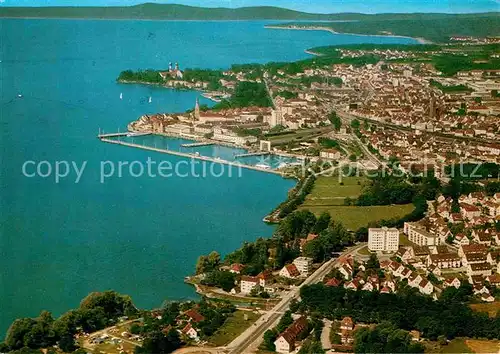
top-left (96, 132), bottom-right (151, 139)
top-left (97, 132), bottom-right (129, 138)
top-left (98, 138), bottom-right (283, 175)
top-left (234, 151), bottom-right (270, 158)
top-left (127, 132), bottom-right (151, 137)
top-left (181, 142), bottom-right (215, 148)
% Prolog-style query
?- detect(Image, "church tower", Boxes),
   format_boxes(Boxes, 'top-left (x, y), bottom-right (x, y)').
top-left (429, 95), bottom-right (436, 119)
top-left (194, 98), bottom-right (200, 121)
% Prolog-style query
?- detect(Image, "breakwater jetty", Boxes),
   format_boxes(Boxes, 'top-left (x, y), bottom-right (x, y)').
top-left (234, 151), bottom-right (270, 158)
top-left (98, 132), bottom-right (151, 139)
top-left (181, 142), bottom-right (215, 148)
top-left (98, 137), bottom-right (283, 175)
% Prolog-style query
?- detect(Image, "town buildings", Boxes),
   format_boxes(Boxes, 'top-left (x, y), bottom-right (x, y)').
top-left (292, 257), bottom-right (313, 276)
top-left (274, 316), bottom-right (308, 353)
top-left (368, 227), bottom-right (399, 252)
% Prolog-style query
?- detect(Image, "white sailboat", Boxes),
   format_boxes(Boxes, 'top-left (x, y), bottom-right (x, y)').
top-left (148, 96), bottom-right (152, 103)
top-left (120, 93), bottom-right (123, 100)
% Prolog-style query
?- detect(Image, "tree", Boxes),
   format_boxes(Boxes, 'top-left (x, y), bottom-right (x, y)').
top-left (328, 112), bottom-right (342, 131)
top-left (136, 330), bottom-right (181, 354)
top-left (303, 238), bottom-right (324, 262)
top-left (276, 210), bottom-right (317, 242)
top-left (354, 322), bottom-right (424, 353)
top-left (276, 311), bottom-right (293, 333)
top-left (5, 318), bottom-right (37, 350)
top-left (58, 335), bottom-right (77, 353)
top-left (130, 323), bottom-right (142, 335)
top-left (313, 212), bottom-right (331, 234)
top-left (24, 311), bottom-right (56, 349)
top-left (195, 251), bottom-right (221, 274)
top-left (355, 227), bottom-right (368, 242)
top-left (201, 271), bottom-right (236, 292)
top-left (298, 340), bottom-right (325, 354)
top-left (366, 253), bottom-right (380, 270)
top-left (351, 119), bottom-right (361, 130)
top-left (263, 330), bottom-right (277, 351)
top-left (344, 197), bottom-right (354, 206)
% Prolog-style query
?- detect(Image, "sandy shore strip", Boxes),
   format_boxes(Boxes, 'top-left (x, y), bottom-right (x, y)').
top-left (264, 25), bottom-right (433, 44)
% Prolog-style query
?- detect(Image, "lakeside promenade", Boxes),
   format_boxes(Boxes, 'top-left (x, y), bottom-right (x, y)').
top-left (99, 138), bottom-right (284, 175)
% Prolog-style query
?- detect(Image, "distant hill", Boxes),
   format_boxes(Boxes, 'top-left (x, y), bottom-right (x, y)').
top-left (0, 3), bottom-right (498, 21)
top-left (1, 4), bottom-right (335, 20)
top-left (275, 13), bottom-right (500, 42)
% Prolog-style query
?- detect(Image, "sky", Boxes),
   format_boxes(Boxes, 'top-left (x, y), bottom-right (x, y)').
top-left (0, 0), bottom-right (498, 13)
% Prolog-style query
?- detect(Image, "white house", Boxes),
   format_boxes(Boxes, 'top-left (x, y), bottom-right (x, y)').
top-left (409, 273), bottom-right (423, 288)
top-left (419, 279), bottom-right (434, 295)
top-left (181, 323), bottom-right (199, 340)
top-left (240, 276), bottom-right (260, 294)
top-left (293, 257), bottom-right (313, 276)
top-left (444, 277), bottom-right (461, 289)
top-left (404, 222), bottom-right (440, 246)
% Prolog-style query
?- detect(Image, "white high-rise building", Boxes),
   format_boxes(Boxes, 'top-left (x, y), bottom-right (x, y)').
top-left (368, 227), bottom-right (399, 252)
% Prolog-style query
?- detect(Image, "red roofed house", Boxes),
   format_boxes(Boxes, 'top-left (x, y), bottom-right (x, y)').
top-left (274, 316), bottom-right (308, 353)
top-left (444, 277), bottom-right (461, 289)
top-left (184, 309), bottom-right (205, 324)
top-left (486, 274), bottom-right (500, 287)
top-left (300, 233), bottom-right (318, 252)
top-left (279, 264), bottom-right (301, 279)
top-left (460, 203), bottom-right (481, 220)
top-left (340, 317), bottom-right (355, 344)
top-left (230, 263), bottom-right (245, 274)
top-left (325, 278), bottom-right (341, 287)
top-left (257, 270), bottom-right (272, 287)
top-left (344, 279), bottom-right (359, 291)
top-left (181, 323), bottom-right (199, 340)
top-left (340, 317), bottom-right (354, 331)
top-left (419, 279), bottom-right (434, 295)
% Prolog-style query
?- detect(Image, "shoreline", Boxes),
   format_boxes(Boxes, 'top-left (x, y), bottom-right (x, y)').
top-left (264, 25), bottom-right (433, 44)
top-left (117, 79), bottom-right (224, 102)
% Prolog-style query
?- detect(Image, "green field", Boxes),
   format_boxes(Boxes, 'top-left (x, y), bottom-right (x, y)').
top-left (300, 176), bottom-right (414, 230)
top-left (209, 310), bottom-right (261, 346)
top-left (399, 234), bottom-right (413, 246)
top-left (303, 176), bottom-right (365, 206)
top-left (300, 204), bottom-right (414, 230)
top-left (426, 338), bottom-right (500, 354)
top-left (425, 338), bottom-right (473, 353)
top-left (358, 246), bottom-right (372, 256)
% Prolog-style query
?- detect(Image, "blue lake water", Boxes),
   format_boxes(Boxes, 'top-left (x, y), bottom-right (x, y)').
top-left (114, 135), bottom-right (299, 168)
top-left (0, 18), bottom-right (416, 336)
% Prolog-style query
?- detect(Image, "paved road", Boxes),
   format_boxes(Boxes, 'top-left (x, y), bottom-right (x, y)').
top-left (226, 244), bottom-right (365, 354)
top-left (335, 110), bottom-right (384, 167)
top-left (263, 77), bottom-right (277, 109)
top-left (321, 319), bottom-right (333, 350)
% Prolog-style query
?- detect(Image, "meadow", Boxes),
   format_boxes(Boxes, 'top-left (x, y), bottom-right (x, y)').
top-left (300, 176), bottom-right (414, 230)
